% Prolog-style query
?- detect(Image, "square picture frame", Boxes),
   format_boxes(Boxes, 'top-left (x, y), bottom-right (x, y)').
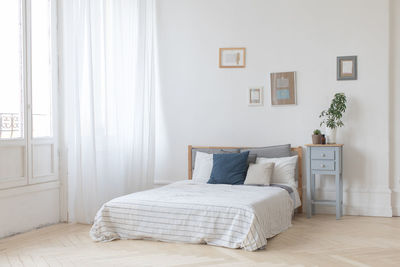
top-left (219, 48), bottom-right (246, 68)
top-left (337, 56), bottom-right (357, 80)
top-left (270, 72), bottom-right (297, 106)
top-left (248, 87), bottom-right (263, 106)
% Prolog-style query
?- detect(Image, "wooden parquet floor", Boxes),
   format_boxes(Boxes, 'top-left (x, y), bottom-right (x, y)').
top-left (0, 215), bottom-right (399, 267)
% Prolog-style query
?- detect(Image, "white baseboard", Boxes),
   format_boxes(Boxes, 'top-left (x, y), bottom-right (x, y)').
top-left (392, 206), bottom-right (400, 216)
top-left (311, 186), bottom-right (393, 217)
top-left (392, 189), bottom-right (400, 216)
top-left (314, 205), bottom-right (393, 217)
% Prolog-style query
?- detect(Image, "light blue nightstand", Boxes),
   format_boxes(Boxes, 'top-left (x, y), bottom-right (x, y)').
top-left (305, 144), bottom-right (343, 219)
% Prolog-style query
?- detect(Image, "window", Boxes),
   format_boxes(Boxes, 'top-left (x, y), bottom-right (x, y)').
top-left (32, 0), bottom-right (53, 138)
top-left (0, 0), bottom-right (54, 140)
top-left (0, 0), bottom-right (57, 189)
top-left (0, 1), bottom-right (24, 139)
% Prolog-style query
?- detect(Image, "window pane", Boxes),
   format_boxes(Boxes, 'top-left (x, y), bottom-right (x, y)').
top-left (0, 1), bottom-right (24, 139)
top-left (32, 0), bottom-right (52, 138)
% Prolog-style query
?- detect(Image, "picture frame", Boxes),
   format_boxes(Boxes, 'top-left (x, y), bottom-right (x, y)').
top-left (248, 87), bottom-right (263, 106)
top-left (270, 72), bottom-right (296, 106)
top-left (219, 48), bottom-right (246, 68)
top-left (337, 56), bottom-right (357, 80)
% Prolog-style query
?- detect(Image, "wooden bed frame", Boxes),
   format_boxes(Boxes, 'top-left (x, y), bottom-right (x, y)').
top-left (187, 145), bottom-right (303, 213)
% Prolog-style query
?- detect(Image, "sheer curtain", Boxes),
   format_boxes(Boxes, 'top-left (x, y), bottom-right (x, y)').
top-left (59, 0), bottom-right (155, 223)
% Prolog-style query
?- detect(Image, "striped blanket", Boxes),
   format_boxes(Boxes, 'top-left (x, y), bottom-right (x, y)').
top-left (90, 180), bottom-right (297, 251)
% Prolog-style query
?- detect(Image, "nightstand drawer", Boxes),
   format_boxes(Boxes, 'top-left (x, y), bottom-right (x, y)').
top-left (311, 160), bottom-right (335, 171)
top-left (311, 149), bottom-right (335, 160)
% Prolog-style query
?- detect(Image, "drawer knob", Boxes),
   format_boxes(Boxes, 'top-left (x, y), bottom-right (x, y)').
top-left (322, 153), bottom-right (326, 157)
top-left (321, 164), bottom-right (326, 168)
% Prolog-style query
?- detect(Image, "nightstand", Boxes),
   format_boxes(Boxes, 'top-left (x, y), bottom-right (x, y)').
top-left (305, 144), bottom-right (343, 219)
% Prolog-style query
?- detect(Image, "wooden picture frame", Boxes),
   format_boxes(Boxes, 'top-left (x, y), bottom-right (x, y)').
top-left (337, 56), bottom-right (357, 80)
top-left (270, 72), bottom-right (296, 105)
top-left (219, 48), bottom-right (246, 68)
top-left (248, 87), bottom-right (263, 106)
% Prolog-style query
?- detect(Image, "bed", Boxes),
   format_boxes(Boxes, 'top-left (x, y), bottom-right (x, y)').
top-left (90, 145), bottom-right (303, 251)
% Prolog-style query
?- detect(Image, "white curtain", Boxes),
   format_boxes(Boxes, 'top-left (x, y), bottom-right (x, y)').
top-left (59, 0), bottom-right (155, 223)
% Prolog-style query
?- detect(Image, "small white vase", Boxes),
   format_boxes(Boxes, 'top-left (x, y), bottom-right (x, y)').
top-left (325, 127), bottom-right (337, 144)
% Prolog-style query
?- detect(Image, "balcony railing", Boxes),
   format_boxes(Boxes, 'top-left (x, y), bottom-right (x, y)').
top-left (0, 113), bottom-right (21, 139)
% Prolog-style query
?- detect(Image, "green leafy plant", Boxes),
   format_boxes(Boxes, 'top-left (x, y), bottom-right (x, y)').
top-left (313, 129), bottom-right (321, 135)
top-left (320, 93), bottom-right (347, 129)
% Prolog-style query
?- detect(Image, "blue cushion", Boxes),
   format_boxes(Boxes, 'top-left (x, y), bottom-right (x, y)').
top-left (208, 151), bottom-right (250, 185)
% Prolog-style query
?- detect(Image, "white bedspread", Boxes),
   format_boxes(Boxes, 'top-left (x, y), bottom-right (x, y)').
top-left (90, 180), bottom-right (296, 251)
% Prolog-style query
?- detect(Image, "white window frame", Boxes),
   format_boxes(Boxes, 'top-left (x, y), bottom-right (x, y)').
top-left (0, 0), bottom-right (58, 189)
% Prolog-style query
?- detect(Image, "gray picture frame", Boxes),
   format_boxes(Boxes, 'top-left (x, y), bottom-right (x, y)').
top-left (337, 56), bottom-right (357, 80)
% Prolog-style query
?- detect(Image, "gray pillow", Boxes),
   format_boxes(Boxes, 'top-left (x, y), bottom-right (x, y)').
top-left (240, 144), bottom-right (291, 159)
top-left (247, 154), bottom-right (257, 164)
top-left (191, 148), bottom-right (239, 171)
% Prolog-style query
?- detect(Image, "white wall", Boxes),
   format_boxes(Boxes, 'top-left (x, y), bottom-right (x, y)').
top-left (0, 183), bottom-right (60, 238)
top-left (390, 0), bottom-right (400, 216)
top-left (155, 0), bottom-right (393, 216)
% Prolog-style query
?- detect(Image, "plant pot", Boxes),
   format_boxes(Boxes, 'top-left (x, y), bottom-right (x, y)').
top-left (321, 134), bottom-right (326, 144)
top-left (312, 134), bottom-right (322, 144)
top-left (325, 127), bottom-right (337, 144)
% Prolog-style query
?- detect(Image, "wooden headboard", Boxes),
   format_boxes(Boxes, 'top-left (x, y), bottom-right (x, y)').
top-left (187, 145), bottom-right (303, 214)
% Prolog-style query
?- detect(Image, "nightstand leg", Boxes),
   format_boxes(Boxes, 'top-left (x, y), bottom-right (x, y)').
top-left (335, 174), bottom-right (341, 219)
top-left (306, 174), bottom-right (311, 218)
top-left (306, 148), bottom-right (312, 218)
top-left (340, 173), bottom-right (343, 217)
top-left (311, 174), bottom-right (315, 215)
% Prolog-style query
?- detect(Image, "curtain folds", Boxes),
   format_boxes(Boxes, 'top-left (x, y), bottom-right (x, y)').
top-left (59, 0), bottom-right (155, 223)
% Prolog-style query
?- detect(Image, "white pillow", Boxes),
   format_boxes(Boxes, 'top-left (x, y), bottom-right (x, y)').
top-left (256, 155), bottom-right (298, 187)
top-left (244, 162), bottom-right (275, 185)
top-left (192, 152), bottom-right (213, 183)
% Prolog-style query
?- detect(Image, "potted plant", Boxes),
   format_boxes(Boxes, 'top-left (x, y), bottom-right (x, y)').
top-left (312, 129), bottom-right (322, 144)
top-left (319, 93), bottom-right (347, 144)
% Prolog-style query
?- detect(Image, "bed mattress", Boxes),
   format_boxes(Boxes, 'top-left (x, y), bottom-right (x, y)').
top-left (90, 180), bottom-right (299, 251)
